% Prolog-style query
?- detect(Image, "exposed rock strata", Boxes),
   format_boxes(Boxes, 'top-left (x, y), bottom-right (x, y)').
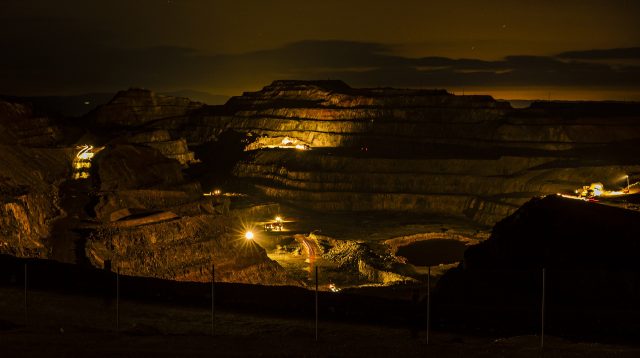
top-left (233, 149), bottom-right (638, 225)
top-left (84, 144), bottom-right (296, 285)
top-left (183, 81), bottom-right (640, 226)
top-left (127, 130), bottom-right (198, 167)
top-left (0, 100), bottom-right (72, 257)
top-left (86, 204), bottom-right (295, 285)
top-left (88, 88), bottom-right (204, 128)
top-left (1, 97), bottom-right (296, 286)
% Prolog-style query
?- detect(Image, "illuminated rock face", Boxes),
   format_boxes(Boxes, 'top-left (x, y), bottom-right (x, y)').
top-left (86, 204), bottom-right (296, 285)
top-left (0, 98), bottom-right (297, 286)
top-left (172, 80), bottom-right (640, 226)
top-left (171, 80), bottom-right (640, 149)
top-left (83, 145), bottom-right (297, 285)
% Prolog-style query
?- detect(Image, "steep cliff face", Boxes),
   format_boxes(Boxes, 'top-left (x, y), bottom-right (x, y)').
top-left (233, 150), bottom-right (639, 225)
top-left (165, 80), bottom-right (640, 151)
top-left (0, 100), bottom-right (72, 257)
top-left (154, 80), bottom-right (640, 226)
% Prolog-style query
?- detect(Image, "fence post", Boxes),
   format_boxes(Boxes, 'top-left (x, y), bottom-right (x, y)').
top-left (426, 266), bottom-right (431, 345)
top-left (211, 263), bottom-right (215, 336)
top-left (116, 265), bottom-right (120, 332)
top-left (541, 267), bottom-right (546, 350)
top-left (315, 265), bottom-right (318, 342)
top-left (24, 263), bottom-right (28, 327)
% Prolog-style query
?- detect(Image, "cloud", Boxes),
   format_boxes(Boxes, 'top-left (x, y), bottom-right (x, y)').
top-left (557, 47), bottom-right (640, 59)
top-left (1, 39), bottom-right (639, 97)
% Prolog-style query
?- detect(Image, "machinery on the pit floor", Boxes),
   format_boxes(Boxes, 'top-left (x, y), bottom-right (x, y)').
top-left (567, 176), bottom-right (640, 201)
top-left (263, 216), bottom-right (285, 232)
top-left (575, 182), bottom-right (604, 198)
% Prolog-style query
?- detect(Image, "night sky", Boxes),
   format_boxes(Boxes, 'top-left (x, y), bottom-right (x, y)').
top-left (2, 0), bottom-right (640, 100)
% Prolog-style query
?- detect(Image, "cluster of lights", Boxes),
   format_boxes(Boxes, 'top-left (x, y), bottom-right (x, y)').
top-left (72, 145), bottom-right (102, 180)
top-left (204, 189), bottom-right (222, 196)
top-left (563, 174), bottom-right (635, 200)
top-left (264, 215), bottom-right (285, 232)
top-left (262, 137), bottom-right (310, 151)
top-left (246, 215), bottom-right (288, 239)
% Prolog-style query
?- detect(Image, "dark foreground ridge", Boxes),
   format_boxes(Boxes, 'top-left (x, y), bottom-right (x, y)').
top-left (0, 254), bottom-right (415, 327)
top-left (437, 195), bottom-right (640, 342)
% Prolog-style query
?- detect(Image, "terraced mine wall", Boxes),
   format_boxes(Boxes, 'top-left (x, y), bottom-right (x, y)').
top-left (143, 80), bottom-right (640, 226)
top-left (234, 150), bottom-right (638, 225)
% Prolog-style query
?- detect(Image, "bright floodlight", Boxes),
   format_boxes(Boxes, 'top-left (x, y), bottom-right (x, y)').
top-left (245, 231), bottom-right (254, 240)
top-left (275, 216), bottom-right (283, 222)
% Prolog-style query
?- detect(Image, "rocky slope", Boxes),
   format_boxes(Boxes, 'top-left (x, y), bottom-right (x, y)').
top-left (0, 96), bottom-right (297, 286)
top-left (0, 101), bottom-right (63, 147)
top-left (0, 100), bottom-right (71, 257)
top-left (82, 143), bottom-right (296, 285)
top-left (88, 88), bottom-right (204, 128)
top-left (143, 80), bottom-right (640, 226)
top-left (127, 130), bottom-right (198, 167)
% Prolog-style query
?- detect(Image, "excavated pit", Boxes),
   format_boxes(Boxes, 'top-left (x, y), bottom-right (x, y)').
top-left (3, 81), bottom-right (640, 289)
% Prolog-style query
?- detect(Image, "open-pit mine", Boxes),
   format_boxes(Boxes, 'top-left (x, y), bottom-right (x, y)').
top-left (2, 80), bottom-right (640, 290)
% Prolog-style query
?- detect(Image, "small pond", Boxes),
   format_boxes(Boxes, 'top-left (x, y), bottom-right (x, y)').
top-left (396, 239), bottom-right (468, 266)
